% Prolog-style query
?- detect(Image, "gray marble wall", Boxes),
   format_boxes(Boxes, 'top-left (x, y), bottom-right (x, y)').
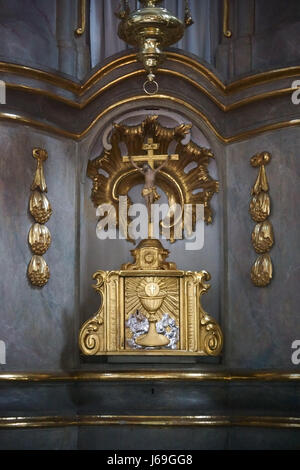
top-left (0, 0), bottom-right (58, 70)
top-left (216, 0), bottom-right (300, 79)
top-left (225, 128), bottom-right (300, 369)
top-left (0, 124), bottom-right (78, 371)
top-left (0, 0), bottom-right (299, 450)
top-left (0, 123), bottom-right (298, 373)
top-left (0, 1), bottom-right (300, 81)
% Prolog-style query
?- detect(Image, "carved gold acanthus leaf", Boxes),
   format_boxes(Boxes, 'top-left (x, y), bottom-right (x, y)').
top-left (249, 192), bottom-right (270, 222)
top-left (28, 223), bottom-right (51, 255)
top-left (251, 254), bottom-right (273, 287)
top-left (29, 191), bottom-right (52, 224)
top-left (27, 255), bottom-right (50, 287)
top-left (87, 116), bottom-right (218, 243)
top-left (251, 220), bottom-right (274, 254)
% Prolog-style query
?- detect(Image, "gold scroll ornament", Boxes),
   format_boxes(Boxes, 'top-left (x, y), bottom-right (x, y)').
top-left (249, 152), bottom-right (274, 287)
top-left (27, 148), bottom-right (52, 287)
top-left (79, 238), bottom-right (223, 357)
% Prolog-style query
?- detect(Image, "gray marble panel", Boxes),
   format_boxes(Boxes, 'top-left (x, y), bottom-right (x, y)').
top-left (255, 0), bottom-right (300, 33)
top-left (225, 128), bottom-right (300, 369)
top-left (228, 427), bottom-right (300, 450)
top-left (76, 382), bottom-right (228, 415)
top-left (0, 0), bottom-right (58, 71)
top-left (253, 21), bottom-right (300, 72)
top-left (0, 383), bottom-right (77, 415)
top-left (0, 428), bottom-right (77, 450)
top-left (78, 425), bottom-right (229, 450)
top-left (229, 383), bottom-right (300, 416)
top-left (0, 123), bottom-right (78, 371)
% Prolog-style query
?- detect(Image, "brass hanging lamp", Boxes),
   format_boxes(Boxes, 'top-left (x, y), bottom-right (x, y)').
top-left (117, 0), bottom-right (194, 95)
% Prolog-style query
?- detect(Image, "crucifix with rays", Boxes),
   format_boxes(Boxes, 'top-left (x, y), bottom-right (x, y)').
top-left (123, 138), bottom-right (179, 237)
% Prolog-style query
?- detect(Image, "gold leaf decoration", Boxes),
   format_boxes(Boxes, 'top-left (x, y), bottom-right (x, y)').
top-left (250, 151), bottom-right (274, 286)
top-left (251, 220), bottom-right (274, 254)
top-left (27, 255), bottom-right (50, 287)
top-left (29, 191), bottom-right (52, 224)
top-left (249, 192), bottom-right (270, 222)
top-left (28, 223), bottom-right (51, 255)
top-left (251, 254), bottom-right (273, 287)
top-left (27, 147), bottom-right (52, 288)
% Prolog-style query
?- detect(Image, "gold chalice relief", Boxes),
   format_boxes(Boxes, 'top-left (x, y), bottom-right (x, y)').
top-left (125, 277), bottom-right (179, 349)
top-left (137, 282), bottom-right (169, 347)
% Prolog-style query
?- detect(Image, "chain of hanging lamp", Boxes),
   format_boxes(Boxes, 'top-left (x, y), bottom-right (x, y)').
top-left (118, 0), bottom-right (194, 23)
top-left (117, 0), bottom-right (130, 19)
top-left (118, 0), bottom-right (194, 19)
top-left (184, 0), bottom-right (194, 27)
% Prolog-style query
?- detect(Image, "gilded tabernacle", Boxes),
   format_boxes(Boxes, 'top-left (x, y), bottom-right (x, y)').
top-left (80, 116), bottom-right (222, 357)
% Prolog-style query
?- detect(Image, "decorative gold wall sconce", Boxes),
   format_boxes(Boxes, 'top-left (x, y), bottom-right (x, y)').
top-left (249, 152), bottom-right (274, 287)
top-left (27, 148), bottom-right (52, 287)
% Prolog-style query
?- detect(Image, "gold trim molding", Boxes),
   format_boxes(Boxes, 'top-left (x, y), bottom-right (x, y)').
top-left (1, 97), bottom-right (300, 143)
top-left (0, 371), bottom-right (299, 382)
top-left (1, 54), bottom-right (300, 95)
top-left (0, 53), bottom-right (300, 141)
top-left (6, 74), bottom-right (295, 113)
top-left (0, 415), bottom-right (299, 429)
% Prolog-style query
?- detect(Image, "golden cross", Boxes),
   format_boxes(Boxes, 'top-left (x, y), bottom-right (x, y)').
top-left (122, 138), bottom-right (179, 169)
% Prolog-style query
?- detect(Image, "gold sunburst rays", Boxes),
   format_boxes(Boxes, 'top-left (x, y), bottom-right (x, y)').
top-left (125, 277), bottom-right (179, 321)
top-left (87, 116), bottom-right (218, 243)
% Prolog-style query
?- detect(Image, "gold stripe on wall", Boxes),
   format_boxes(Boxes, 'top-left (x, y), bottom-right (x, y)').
top-left (0, 95), bottom-right (299, 143)
top-left (5, 73), bottom-right (297, 113)
top-left (0, 415), bottom-right (299, 429)
top-left (0, 370), bottom-right (299, 382)
top-left (0, 55), bottom-right (137, 94)
top-left (1, 54), bottom-right (300, 97)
